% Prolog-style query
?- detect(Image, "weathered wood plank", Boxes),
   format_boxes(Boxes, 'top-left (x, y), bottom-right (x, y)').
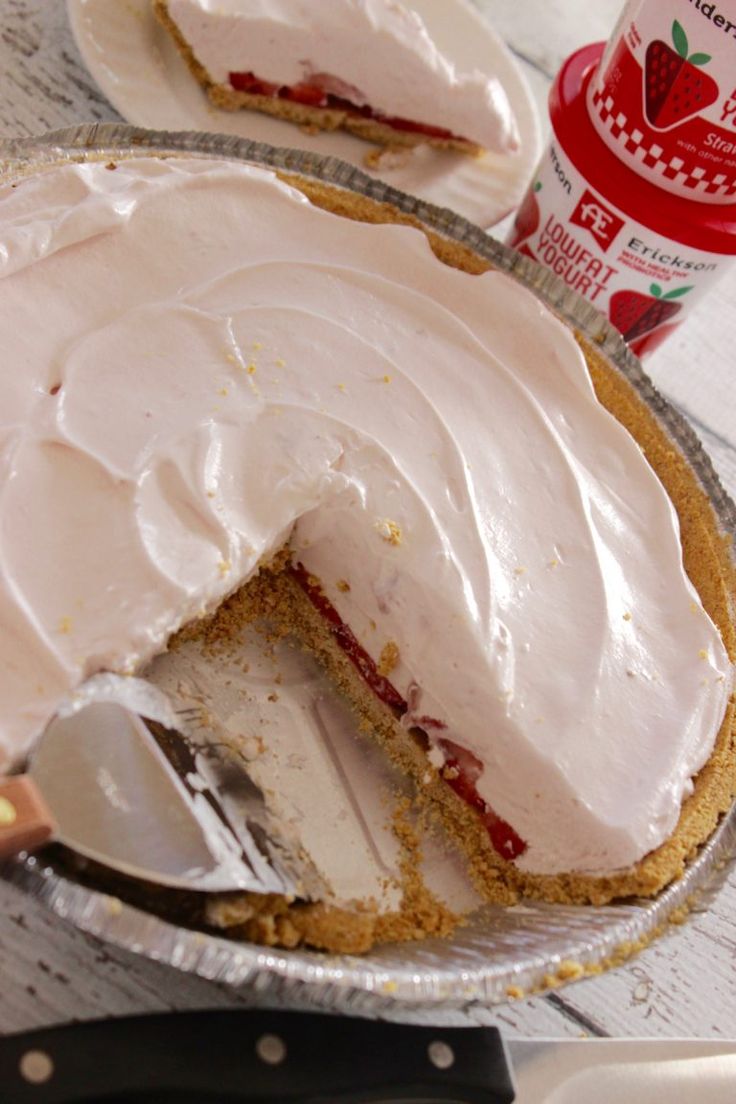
top-left (547, 871), bottom-right (736, 1038)
top-left (479, 0), bottom-right (623, 80)
top-left (0, 0), bottom-right (120, 137)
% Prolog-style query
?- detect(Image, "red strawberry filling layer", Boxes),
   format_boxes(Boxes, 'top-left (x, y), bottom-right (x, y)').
top-left (644, 35), bottom-right (719, 131)
top-left (228, 71), bottom-right (467, 142)
top-left (291, 562), bottom-right (527, 861)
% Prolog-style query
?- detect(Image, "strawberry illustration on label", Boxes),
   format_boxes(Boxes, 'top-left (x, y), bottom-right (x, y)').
top-left (508, 181), bottom-right (541, 249)
top-left (609, 283), bottom-right (692, 343)
top-left (644, 20), bottom-right (718, 131)
top-left (629, 322), bottom-right (682, 359)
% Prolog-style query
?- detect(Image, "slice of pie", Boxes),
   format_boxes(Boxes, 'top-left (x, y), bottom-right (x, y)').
top-left (152, 0), bottom-right (520, 156)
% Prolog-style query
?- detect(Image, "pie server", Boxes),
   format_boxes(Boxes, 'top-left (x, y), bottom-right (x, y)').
top-left (0, 700), bottom-right (297, 896)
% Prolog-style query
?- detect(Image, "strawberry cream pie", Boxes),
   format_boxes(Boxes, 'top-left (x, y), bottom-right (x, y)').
top-left (0, 155), bottom-right (733, 944)
top-left (152, 0), bottom-right (520, 155)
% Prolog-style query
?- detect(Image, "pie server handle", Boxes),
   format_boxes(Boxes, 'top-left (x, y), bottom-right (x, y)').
top-left (0, 776), bottom-right (57, 859)
top-left (0, 1009), bottom-right (515, 1102)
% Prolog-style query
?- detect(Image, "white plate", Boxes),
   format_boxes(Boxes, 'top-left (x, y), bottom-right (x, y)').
top-left (66, 0), bottom-right (542, 228)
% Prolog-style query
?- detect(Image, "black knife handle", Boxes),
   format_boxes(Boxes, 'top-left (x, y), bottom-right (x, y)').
top-left (0, 1009), bottom-right (515, 1103)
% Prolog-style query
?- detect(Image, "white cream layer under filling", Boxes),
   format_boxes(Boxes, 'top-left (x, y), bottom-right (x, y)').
top-left (0, 157), bottom-right (730, 876)
top-left (164, 0), bottom-right (520, 153)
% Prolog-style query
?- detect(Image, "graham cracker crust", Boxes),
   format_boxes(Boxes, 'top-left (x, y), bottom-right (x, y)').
top-left (152, 0), bottom-right (483, 155)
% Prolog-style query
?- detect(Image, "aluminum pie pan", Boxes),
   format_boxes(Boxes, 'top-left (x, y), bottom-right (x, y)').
top-left (1, 123), bottom-right (734, 1020)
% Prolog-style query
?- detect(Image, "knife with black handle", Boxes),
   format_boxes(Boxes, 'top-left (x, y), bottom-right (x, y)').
top-left (0, 1009), bottom-right (515, 1103)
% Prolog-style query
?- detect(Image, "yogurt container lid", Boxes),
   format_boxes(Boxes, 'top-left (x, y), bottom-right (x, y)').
top-left (550, 43), bottom-right (736, 254)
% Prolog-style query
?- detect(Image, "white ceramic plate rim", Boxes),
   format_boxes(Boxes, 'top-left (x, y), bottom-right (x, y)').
top-left (65, 0), bottom-right (542, 228)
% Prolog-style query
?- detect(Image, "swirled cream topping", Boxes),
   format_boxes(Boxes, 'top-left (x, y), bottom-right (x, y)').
top-left (163, 0), bottom-right (519, 153)
top-left (0, 157), bottom-right (730, 875)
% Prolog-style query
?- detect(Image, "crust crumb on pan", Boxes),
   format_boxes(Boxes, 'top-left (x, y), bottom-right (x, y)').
top-left (202, 793), bottom-right (461, 955)
top-left (175, 579), bottom-right (463, 954)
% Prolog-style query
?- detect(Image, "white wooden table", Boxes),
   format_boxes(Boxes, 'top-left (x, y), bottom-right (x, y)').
top-left (0, 0), bottom-right (734, 1040)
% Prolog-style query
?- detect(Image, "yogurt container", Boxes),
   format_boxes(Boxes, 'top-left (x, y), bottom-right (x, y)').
top-left (507, 43), bottom-right (736, 357)
top-left (588, 1), bottom-right (736, 202)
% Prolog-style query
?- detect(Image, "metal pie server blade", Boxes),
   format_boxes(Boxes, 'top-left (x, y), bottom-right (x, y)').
top-left (0, 700), bottom-right (297, 895)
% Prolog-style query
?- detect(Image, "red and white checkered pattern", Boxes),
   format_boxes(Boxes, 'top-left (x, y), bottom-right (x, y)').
top-left (591, 89), bottom-right (736, 200)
